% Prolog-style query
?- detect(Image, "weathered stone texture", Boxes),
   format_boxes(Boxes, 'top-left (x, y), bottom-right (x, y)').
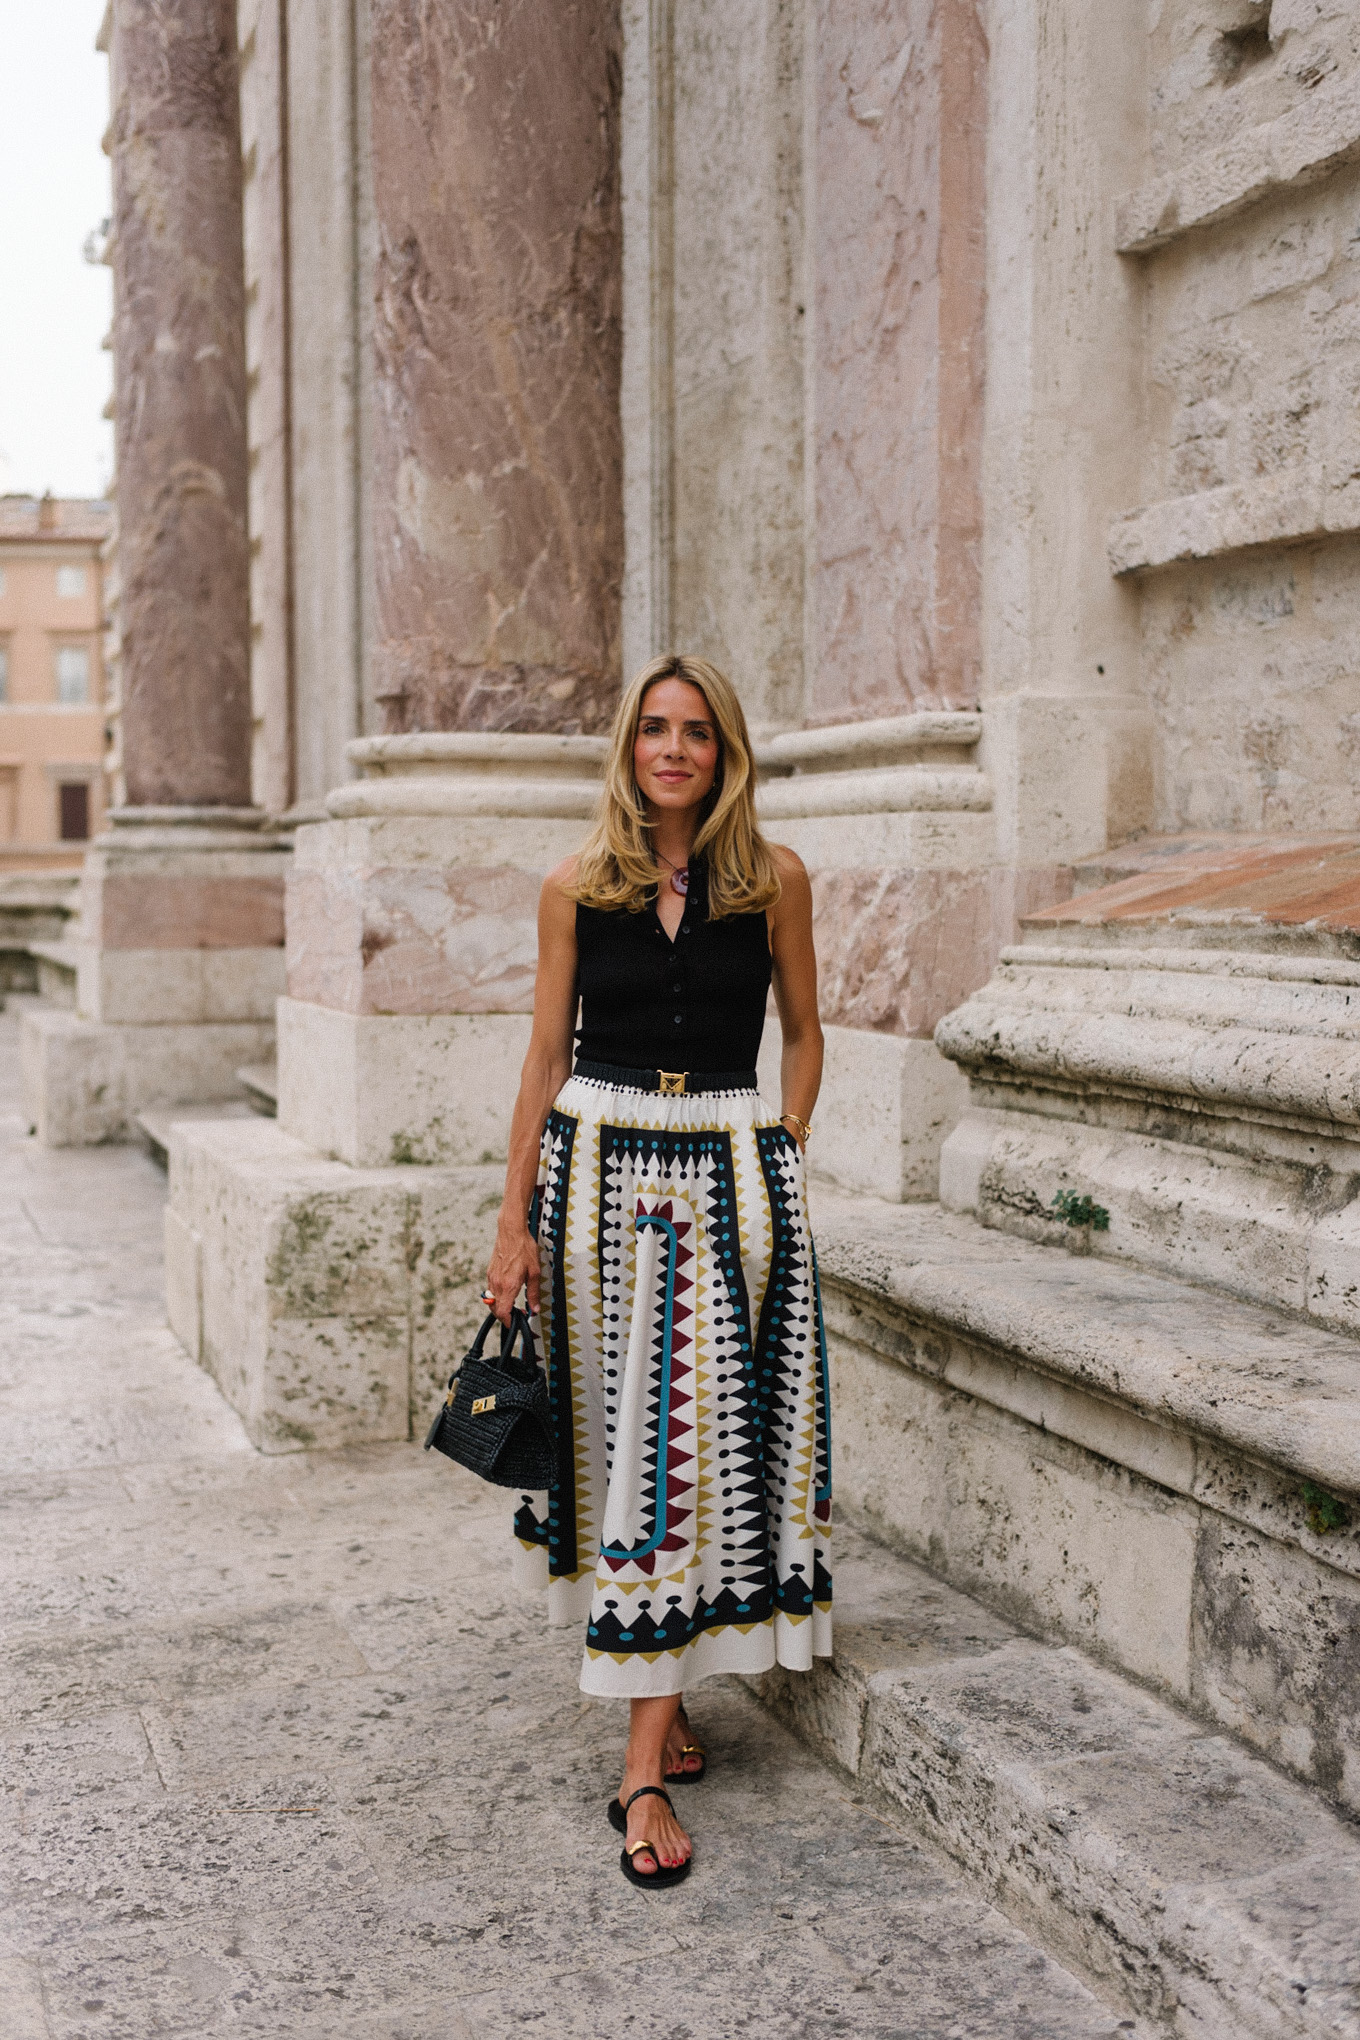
top-left (88, 873), bottom-right (285, 951)
top-left (1117, 10), bottom-right (1360, 837)
top-left (286, 863), bottom-right (541, 1017)
top-left (110, 0), bottom-right (252, 808)
top-left (811, 1188), bottom-right (1360, 1814)
top-left (1141, 532), bottom-right (1360, 838)
top-left (668, 0), bottom-right (805, 730)
top-left (813, 864), bottom-right (1070, 1038)
top-left (369, 0), bottom-right (624, 736)
top-left (809, 0), bottom-right (985, 722)
top-left (1144, 0), bottom-right (1359, 173)
top-left (276, 999), bottom-right (533, 1169)
top-left (1192, 1515), bottom-right (1360, 1813)
top-left (757, 1524), bottom-right (1360, 2039)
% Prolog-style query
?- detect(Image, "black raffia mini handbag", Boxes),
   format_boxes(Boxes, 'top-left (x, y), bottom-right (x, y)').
top-left (423, 1307), bottom-right (555, 1490)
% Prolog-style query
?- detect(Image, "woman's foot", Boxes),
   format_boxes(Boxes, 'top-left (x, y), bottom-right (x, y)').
top-left (617, 1769), bottom-right (692, 1877)
top-left (663, 1705), bottom-right (706, 1782)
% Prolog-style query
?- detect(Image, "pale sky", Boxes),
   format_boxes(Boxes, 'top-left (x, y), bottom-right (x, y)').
top-left (0, 0), bottom-right (113, 502)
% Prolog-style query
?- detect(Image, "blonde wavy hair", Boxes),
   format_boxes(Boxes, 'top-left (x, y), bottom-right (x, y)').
top-left (570, 654), bottom-right (781, 920)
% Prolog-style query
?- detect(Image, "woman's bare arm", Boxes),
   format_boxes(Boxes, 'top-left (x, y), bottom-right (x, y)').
top-left (485, 860), bottom-right (579, 1324)
top-left (768, 845), bottom-right (823, 1143)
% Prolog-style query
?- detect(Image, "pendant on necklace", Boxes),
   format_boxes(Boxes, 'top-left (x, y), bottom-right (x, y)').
top-left (670, 868), bottom-right (689, 896)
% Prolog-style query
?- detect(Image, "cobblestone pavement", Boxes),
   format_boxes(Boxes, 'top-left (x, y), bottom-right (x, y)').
top-left (0, 1012), bottom-right (1135, 2040)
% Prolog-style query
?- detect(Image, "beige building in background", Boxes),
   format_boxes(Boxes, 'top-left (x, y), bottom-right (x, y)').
top-left (0, 494), bottom-right (111, 868)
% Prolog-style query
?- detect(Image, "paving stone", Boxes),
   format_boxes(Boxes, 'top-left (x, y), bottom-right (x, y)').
top-left (0, 1956), bottom-right (51, 2040)
top-left (0, 1009), bottom-right (1132, 2040)
top-left (0, 1605), bottom-right (371, 1724)
top-left (2, 1711), bottom-right (165, 1816)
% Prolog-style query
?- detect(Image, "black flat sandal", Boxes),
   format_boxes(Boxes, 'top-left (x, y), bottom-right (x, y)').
top-left (607, 1785), bottom-right (692, 1889)
top-left (664, 1709), bottom-right (707, 1786)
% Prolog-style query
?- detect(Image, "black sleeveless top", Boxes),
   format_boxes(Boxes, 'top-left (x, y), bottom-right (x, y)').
top-left (575, 859), bottom-right (772, 1072)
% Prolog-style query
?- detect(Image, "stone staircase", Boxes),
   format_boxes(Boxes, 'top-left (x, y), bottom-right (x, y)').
top-left (757, 836), bottom-right (1360, 2037)
top-left (756, 1522), bottom-right (1359, 2040)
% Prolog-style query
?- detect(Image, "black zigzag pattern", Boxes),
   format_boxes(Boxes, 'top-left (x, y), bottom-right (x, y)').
top-left (755, 1126), bottom-right (832, 1622)
top-left (539, 1109), bottom-right (579, 1580)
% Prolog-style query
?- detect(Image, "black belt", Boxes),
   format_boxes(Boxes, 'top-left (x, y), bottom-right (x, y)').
top-left (573, 1058), bottom-right (758, 1096)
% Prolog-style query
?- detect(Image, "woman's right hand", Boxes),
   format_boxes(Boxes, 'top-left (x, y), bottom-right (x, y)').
top-left (484, 1224), bottom-right (541, 1327)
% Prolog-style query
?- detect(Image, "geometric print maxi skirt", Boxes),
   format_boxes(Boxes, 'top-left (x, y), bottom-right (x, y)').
top-left (511, 1071), bottom-right (833, 1698)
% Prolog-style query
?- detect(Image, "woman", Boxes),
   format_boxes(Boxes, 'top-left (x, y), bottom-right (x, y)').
top-left (483, 653), bottom-right (832, 1889)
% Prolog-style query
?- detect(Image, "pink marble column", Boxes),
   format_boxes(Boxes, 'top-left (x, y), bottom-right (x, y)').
top-left (369, 0), bottom-right (624, 735)
top-left (809, 0), bottom-right (986, 723)
top-left (110, 0), bottom-right (252, 808)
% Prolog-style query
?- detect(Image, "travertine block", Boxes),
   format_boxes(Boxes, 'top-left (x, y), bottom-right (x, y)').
top-left (829, 1329), bottom-right (1198, 1699)
top-left (982, 694), bottom-right (1154, 869)
top-left (167, 1115), bottom-right (502, 1451)
top-left (936, 902), bottom-right (1360, 1325)
top-left (43, 943), bottom-right (285, 1026)
top-left (761, 1025), bottom-right (967, 1203)
top-left (1115, 63), bottom-right (1360, 254)
top-left (164, 1205), bottom-right (202, 1361)
top-left (1191, 1515), bottom-right (1360, 1816)
top-left (276, 998), bottom-right (532, 1168)
top-left (21, 1007), bottom-right (276, 1147)
top-left (84, 866), bottom-right (287, 949)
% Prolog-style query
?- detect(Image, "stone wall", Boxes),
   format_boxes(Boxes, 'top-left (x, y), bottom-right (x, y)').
top-left (1112, 0), bottom-right (1360, 837)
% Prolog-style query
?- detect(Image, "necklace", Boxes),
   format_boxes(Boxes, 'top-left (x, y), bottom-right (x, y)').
top-left (654, 848), bottom-right (690, 896)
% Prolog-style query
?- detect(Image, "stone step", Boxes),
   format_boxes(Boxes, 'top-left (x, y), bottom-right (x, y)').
top-left (809, 1192), bottom-right (1360, 1817)
top-left (235, 1058), bottom-right (278, 1115)
top-left (135, 1099), bottom-right (254, 1168)
top-left (753, 1520), bottom-right (1360, 2039)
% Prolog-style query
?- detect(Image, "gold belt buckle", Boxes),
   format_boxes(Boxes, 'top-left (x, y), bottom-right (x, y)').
top-left (658, 1069), bottom-right (688, 1096)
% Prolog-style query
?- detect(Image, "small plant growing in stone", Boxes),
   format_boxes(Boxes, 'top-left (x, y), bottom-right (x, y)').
top-left (1050, 1189), bottom-right (1110, 1231)
top-left (1300, 1480), bottom-right (1352, 1537)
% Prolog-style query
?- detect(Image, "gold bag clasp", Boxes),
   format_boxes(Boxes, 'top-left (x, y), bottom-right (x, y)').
top-left (658, 1070), bottom-right (687, 1096)
top-left (470, 1394), bottom-right (497, 1416)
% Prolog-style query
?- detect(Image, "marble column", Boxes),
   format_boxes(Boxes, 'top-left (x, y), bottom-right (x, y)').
top-left (111, 0), bottom-right (252, 808)
top-left (369, 0), bottom-right (624, 735)
top-left (22, 0), bottom-right (287, 1146)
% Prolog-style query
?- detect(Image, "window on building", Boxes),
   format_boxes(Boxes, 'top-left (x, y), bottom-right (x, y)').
top-left (59, 782), bottom-right (90, 841)
top-left (56, 564), bottom-right (87, 599)
top-left (55, 645), bottom-right (91, 704)
top-left (0, 642), bottom-right (8, 702)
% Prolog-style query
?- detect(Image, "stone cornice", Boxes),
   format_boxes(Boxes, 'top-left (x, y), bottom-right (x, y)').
top-left (1115, 63), bottom-right (1360, 255)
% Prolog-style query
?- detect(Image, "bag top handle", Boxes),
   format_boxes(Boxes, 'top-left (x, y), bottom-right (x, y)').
top-left (465, 1307), bottom-right (541, 1376)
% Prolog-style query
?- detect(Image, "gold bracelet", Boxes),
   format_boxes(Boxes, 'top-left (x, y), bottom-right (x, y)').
top-left (780, 1112), bottom-right (812, 1145)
